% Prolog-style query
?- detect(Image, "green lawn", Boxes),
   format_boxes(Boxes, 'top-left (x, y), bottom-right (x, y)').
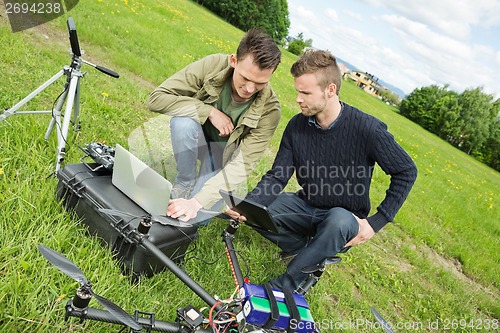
top-left (0, 1), bottom-right (498, 332)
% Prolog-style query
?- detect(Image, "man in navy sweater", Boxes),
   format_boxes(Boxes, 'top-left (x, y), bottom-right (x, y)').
top-left (227, 49), bottom-right (418, 292)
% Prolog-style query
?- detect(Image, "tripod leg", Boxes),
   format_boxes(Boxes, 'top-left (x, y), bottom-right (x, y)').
top-left (0, 70), bottom-right (65, 121)
top-left (73, 79), bottom-right (81, 131)
top-left (55, 73), bottom-right (81, 171)
top-left (44, 89), bottom-right (69, 140)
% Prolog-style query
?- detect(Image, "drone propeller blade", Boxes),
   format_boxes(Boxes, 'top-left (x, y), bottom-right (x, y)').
top-left (301, 263), bottom-right (322, 274)
top-left (100, 207), bottom-right (194, 228)
top-left (99, 208), bottom-right (139, 220)
top-left (39, 245), bottom-right (141, 330)
top-left (301, 257), bottom-right (342, 274)
top-left (38, 244), bottom-right (87, 285)
top-left (151, 215), bottom-right (195, 228)
top-left (152, 208), bottom-right (229, 227)
top-left (370, 307), bottom-right (395, 333)
top-left (93, 293), bottom-right (141, 331)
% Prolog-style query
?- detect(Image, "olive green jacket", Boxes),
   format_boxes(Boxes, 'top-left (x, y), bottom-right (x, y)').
top-left (148, 54), bottom-right (281, 208)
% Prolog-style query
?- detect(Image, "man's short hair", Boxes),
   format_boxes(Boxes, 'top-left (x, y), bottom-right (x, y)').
top-left (237, 27), bottom-right (281, 72)
top-left (291, 49), bottom-right (342, 95)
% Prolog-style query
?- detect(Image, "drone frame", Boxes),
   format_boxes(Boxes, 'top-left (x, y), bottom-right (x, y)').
top-left (41, 215), bottom-right (322, 332)
top-left (41, 213), bottom-right (395, 333)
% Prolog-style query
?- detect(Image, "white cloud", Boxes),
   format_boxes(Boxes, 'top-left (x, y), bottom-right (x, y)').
top-left (293, 5), bottom-right (317, 22)
top-left (325, 8), bottom-right (339, 21)
top-left (356, 0), bottom-right (500, 39)
top-left (381, 15), bottom-right (469, 56)
top-left (288, 4), bottom-right (323, 39)
top-left (379, 13), bottom-right (500, 95)
top-left (344, 10), bottom-right (363, 21)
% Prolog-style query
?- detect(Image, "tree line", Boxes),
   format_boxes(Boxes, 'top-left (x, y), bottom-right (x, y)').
top-left (399, 85), bottom-right (499, 171)
top-left (193, 0), bottom-right (290, 45)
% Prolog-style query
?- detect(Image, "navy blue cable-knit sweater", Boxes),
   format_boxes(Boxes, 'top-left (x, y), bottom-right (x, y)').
top-left (247, 103), bottom-right (418, 232)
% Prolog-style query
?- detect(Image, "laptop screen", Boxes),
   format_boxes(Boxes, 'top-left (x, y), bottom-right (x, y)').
top-left (219, 189), bottom-right (278, 233)
top-left (112, 144), bottom-right (172, 216)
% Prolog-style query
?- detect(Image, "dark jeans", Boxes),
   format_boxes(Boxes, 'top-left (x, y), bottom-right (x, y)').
top-left (256, 192), bottom-right (359, 292)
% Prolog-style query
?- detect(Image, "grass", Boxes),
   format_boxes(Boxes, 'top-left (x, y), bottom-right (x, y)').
top-left (0, 0), bottom-right (498, 332)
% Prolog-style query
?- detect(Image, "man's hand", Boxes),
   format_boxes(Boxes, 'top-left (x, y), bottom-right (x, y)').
top-left (225, 208), bottom-right (247, 223)
top-left (345, 216), bottom-right (375, 247)
top-left (208, 107), bottom-right (234, 136)
top-left (167, 198), bottom-right (203, 222)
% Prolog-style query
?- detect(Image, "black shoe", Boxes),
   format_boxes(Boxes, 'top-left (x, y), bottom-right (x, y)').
top-left (279, 251), bottom-right (298, 265)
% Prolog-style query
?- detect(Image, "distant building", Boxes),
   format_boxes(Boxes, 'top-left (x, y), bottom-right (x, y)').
top-left (345, 70), bottom-right (384, 97)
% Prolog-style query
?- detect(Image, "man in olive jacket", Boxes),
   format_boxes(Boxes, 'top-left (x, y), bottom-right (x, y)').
top-left (148, 28), bottom-right (282, 222)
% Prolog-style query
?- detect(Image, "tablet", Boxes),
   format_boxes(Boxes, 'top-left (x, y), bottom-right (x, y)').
top-left (219, 190), bottom-right (278, 233)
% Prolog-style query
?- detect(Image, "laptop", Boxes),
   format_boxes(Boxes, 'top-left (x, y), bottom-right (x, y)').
top-left (219, 189), bottom-right (278, 233)
top-left (112, 144), bottom-right (172, 217)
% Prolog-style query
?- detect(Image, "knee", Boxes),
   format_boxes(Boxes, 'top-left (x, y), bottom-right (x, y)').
top-left (324, 207), bottom-right (358, 233)
top-left (170, 117), bottom-right (199, 138)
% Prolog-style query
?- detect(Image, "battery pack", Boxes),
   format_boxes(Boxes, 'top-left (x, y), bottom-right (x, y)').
top-left (242, 296), bottom-right (315, 332)
top-left (240, 283), bottom-right (316, 332)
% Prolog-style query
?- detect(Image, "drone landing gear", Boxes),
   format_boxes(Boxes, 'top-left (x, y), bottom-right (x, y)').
top-left (64, 298), bottom-right (206, 333)
top-left (295, 257), bottom-right (342, 295)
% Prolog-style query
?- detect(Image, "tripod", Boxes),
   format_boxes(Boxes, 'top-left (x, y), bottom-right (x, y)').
top-left (0, 18), bottom-right (118, 172)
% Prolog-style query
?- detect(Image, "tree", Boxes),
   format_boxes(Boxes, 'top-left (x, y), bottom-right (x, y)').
top-left (399, 85), bottom-right (499, 171)
top-left (431, 94), bottom-right (462, 143)
top-left (378, 89), bottom-right (402, 107)
top-left (481, 99), bottom-right (500, 169)
top-left (456, 87), bottom-right (493, 155)
top-left (258, 0), bottom-right (290, 44)
top-left (399, 85), bottom-right (452, 131)
top-left (287, 32), bottom-right (312, 55)
top-left (194, 0), bottom-right (290, 45)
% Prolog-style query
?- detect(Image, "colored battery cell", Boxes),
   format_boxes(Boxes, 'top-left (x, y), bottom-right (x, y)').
top-left (239, 283), bottom-right (310, 309)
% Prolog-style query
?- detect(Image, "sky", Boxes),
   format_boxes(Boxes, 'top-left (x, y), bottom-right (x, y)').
top-left (287, 0), bottom-right (500, 99)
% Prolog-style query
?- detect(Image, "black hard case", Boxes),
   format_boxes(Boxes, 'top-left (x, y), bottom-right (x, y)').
top-left (56, 163), bottom-right (197, 278)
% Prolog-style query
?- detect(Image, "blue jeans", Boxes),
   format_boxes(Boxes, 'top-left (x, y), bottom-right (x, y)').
top-left (256, 192), bottom-right (359, 292)
top-left (170, 117), bottom-right (225, 198)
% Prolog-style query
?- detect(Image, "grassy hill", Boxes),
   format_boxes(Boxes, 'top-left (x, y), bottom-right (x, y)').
top-left (0, 0), bottom-right (498, 332)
